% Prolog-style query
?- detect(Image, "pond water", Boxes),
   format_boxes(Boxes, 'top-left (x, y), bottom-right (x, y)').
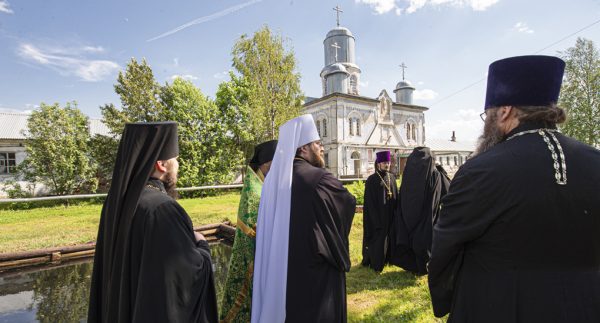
top-left (0, 243), bottom-right (232, 323)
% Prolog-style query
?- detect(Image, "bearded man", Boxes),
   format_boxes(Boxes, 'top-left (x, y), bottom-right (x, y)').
top-left (428, 56), bottom-right (600, 322)
top-left (251, 115), bottom-right (356, 323)
top-left (88, 122), bottom-right (218, 323)
top-left (362, 151), bottom-right (397, 272)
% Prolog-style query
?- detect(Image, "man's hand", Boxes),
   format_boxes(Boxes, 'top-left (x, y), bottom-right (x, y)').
top-left (194, 231), bottom-right (206, 242)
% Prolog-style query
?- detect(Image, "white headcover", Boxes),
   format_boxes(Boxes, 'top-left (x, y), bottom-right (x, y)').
top-left (251, 114), bottom-right (320, 323)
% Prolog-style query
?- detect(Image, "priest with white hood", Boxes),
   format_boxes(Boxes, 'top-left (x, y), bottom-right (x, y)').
top-left (251, 114), bottom-right (356, 323)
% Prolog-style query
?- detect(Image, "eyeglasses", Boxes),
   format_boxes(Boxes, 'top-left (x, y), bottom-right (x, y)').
top-left (479, 111), bottom-right (487, 122)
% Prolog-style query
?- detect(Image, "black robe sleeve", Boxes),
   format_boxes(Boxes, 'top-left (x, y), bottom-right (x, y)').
top-left (130, 200), bottom-right (218, 323)
top-left (314, 172), bottom-right (356, 272)
top-left (427, 167), bottom-right (501, 317)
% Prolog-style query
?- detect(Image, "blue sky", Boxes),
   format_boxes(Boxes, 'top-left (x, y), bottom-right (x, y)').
top-left (0, 0), bottom-right (599, 141)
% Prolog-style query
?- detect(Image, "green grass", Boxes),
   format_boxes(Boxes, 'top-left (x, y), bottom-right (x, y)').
top-left (0, 193), bottom-right (240, 253)
top-left (0, 192), bottom-right (441, 322)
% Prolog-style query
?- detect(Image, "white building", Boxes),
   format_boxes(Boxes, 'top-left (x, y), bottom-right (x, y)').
top-left (303, 24), bottom-right (428, 178)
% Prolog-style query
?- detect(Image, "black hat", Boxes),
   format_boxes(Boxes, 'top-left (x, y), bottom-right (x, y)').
top-left (249, 140), bottom-right (278, 166)
top-left (484, 55), bottom-right (565, 110)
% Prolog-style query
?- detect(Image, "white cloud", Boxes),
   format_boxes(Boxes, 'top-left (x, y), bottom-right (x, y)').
top-left (427, 108), bottom-right (482, 141)
top-left (170, 74), bottom-right (198, 81)
top-left (355, 0), bottom-right (398, 14)
top-left (513, 22), bottom-right (534, 34)
top-left (213, 70), bottom-right (232, 79)
top-left (413, 89), bottom-right (438, 100)
top-left (357, 0), bottom-right (499, 15)
top-left (0, 1), bottom-right (13, 14)
top-left (17, 43), bottom-right (119, 82)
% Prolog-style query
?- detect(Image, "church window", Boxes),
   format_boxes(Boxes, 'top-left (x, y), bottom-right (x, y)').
top-left (356, 118), bottom-right (361, 136)
top-left (322, 118), bottom-right (328, 137)
top-left (351, 151), bottom-right (360, 159)
top-left (316, 120), bottom-right (321, 136)
top-left (350, 75), bottom-right (358, 95)
top-left (406, 122), bottom-right (417, 141)
top-left (368, 149), bottom-right (373, 162)
top-left (0, 152), bottom-right (16, 174)
top-left (324, 152), bottom-right (329, 168)
top-left (446, 157), bottom-right (450, 165)
top-left (454, 156), bottom-right (458, 166)
top-left (349, 118), bottom-right (354, 136)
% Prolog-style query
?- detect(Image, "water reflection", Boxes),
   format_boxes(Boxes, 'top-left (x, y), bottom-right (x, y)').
top-left (0, 243), bottom-right (232, 323)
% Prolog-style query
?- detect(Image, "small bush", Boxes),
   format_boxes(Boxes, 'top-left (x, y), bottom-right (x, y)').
top-left (345, 181), bottom-right (365, 205)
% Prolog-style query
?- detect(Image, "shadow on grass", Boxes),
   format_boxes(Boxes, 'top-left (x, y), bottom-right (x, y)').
top-left (346, 264), bottom-right (418, 294)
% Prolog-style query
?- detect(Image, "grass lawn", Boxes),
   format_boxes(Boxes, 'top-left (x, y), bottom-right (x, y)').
top-left (0, 192), bottom-right (442, 322)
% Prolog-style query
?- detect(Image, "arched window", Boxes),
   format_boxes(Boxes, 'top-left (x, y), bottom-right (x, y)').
top-left (316, 120), bottom-right (321, 136)
top-left (350, 75), bottom-right (358, 95)
top-left (349, 118), bottom-right (354, 136)
top-left (356, 118), bottom-right (361, 136)
top-left (412, 124), bottom-right (417, 141)
top-left (322, 118), bottom-right (328, 137)
top-left (351, 151), bottom-right (360, 159)
top-left (406, 122), bottom-right (416, 141)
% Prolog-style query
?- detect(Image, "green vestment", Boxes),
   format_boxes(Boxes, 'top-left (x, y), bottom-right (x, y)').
top-left (219, 166), bottom-right (263, 323)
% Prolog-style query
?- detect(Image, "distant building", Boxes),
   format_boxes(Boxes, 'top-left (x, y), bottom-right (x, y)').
top-left (303, 15), bottom-right (475, 178)
top-left (0, 112), bottom-right (110, 197)
top-left (303, 23), bottom-right (428, 178)
top-left (426, 131), bottom-right (476, 176)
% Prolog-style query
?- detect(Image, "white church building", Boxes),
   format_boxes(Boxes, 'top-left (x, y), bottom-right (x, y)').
top-left (303, 22), bottom-right (429, 178)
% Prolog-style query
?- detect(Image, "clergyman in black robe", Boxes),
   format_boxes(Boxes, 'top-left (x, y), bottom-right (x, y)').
top-left (361, 150), bottom-right (398, 272)
top-left (428, 56), bottom-right (600, 322)
top-left (88, 122), bottom-right (218, 323)
top-left (390, 147), bottom-right (449, 275)
top-left (287, 140), bottom-right (356, 323)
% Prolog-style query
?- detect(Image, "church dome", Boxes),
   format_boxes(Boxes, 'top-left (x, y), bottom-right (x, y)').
top-left (321, 63), bottom-right (349, 76)
top-left (395, 80), bottom-right (415, 90)
top-left (325, 27), bottom-right (354, 39)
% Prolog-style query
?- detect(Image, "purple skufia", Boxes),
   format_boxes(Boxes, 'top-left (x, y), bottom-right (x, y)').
top-left (484, 55), bottom-right (565, 110)
top-left (376, 151), bottom-right (391, 163)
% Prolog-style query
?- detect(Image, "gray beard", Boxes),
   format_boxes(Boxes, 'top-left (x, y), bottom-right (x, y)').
top-left (473, 112), bottom-right (505, 157)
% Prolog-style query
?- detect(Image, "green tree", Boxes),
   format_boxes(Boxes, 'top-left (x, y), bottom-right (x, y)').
top-left (218, 25), bottom-right (303, 159)
top-left (101, 58), bottom-right (165, 136)
top-left (19, 102), bottom-right (98, 195)
top-left (94, 58), bottom-right (165, 188)
top-left (161, 78), bottom-right (241, 187)
top-left (559, 37), bottom-right (600, 147)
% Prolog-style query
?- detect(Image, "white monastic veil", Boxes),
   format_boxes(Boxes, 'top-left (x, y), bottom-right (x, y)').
top-left (251, 114), bottom-right (320, 323)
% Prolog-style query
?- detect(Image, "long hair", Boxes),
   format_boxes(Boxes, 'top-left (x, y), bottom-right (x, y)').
top-left (515, 104), bottom-right (567, 127)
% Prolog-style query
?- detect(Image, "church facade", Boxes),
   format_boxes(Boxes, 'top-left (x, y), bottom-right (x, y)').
top-left (303, 25), bottom-right (428, 178)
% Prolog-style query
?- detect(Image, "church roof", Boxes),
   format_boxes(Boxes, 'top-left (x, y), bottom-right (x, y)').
top-left (395, 80), bottom-right (415, 90)
top-left (321, 63), bottom-right (349, 76)
top-left (0, 111), bottom-right (112, 140)
top-left (425, 138), bottom-right (476, 153)
top-left (325, 27), bottom-right (354, 39)
top-left (303, 92), bottom-right (428, 111)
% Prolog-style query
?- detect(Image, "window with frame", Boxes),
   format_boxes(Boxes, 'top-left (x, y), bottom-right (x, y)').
top-left (355, 118), bottom-right (361, 136)
top-left (322, 118), bottom-right (328, 137)
top-left (0, 152), bottom-right (17, 174)
top-left (316, 120), bottom-right (321, 136)
top-left (324, 152), bottom-right (329, 168)
top-left (349, 118), bottom-right (354, 136)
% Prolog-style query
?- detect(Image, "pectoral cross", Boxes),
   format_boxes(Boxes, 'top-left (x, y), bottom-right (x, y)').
top-left (332, 42), bottom-right (341, 62)
top-left (333, 5), bottom-right (343, 27)
top-left (399, 62), bottom-right (408, 80)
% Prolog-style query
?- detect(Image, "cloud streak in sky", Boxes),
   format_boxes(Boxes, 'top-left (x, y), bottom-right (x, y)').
top-left (513, 22), bottom-right (534, 34)
top-left (147, 0), bottom-right (262, 42)
top-left (17, 43), bottom-right (119, 82)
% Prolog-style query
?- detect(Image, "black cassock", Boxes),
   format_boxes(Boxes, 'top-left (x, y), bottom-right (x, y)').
top-left (286, 158), bottom-right (356, 323)
top-left (428, 122), bottom-right (600, 322)
top-left (390, 147), bottom-right (449, 275)
top-left (361, 169), bottom-right (398, 272)
top-left (89, 180), bottom-right (218, 323)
